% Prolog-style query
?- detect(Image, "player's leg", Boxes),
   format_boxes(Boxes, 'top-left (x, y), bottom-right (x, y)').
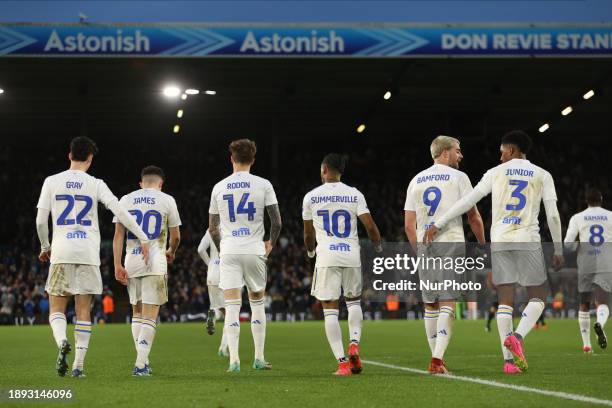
top-left (430, 300), bottom-right (454, 374)
top-left (496, 284), bottom-right (519, 372)
top-left (342, 267), bottom-right (363, 374)
top-left (578, 292), bottom-right (592, 352)
top-left (49, 294), bottom-right (71, 376)
top-left (131, 303), bottom-right (143, 356)
top-left (423, 302), bottom-right (439, 355)
top-left (206, 285), bottom-right (217, 335)
top-left (72, 294), bottom-right (93, 378)
top-left (134, 302), bottom-right (160, 376)
top-left (485, 302), bottom-right (498, 332)
top-left (313, 267), bottom-right (350, 376)
top-left (244, 254), bottom-right (270, 370)
top-left (220, 254), bottom-right (245, 372)
top-left (217, 307), bottom-right (228, 357)
top-left (593, 284), bottom-right (609, 349)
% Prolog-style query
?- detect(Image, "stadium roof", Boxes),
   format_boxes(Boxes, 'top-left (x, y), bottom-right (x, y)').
top-left (0, 57), bottom-right (610, 142)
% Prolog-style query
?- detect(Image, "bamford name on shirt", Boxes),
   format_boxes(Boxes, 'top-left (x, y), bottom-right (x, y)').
top-left (416, 174), bottom-right (450, 184)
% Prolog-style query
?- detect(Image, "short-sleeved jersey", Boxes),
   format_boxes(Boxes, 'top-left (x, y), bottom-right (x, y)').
top-left (209, 171), bottom-right (278, 256)
top-left (302, 182), bottom-right (369, 268)
top-left (36, 170), bottom-right (119, 266)
top-left (113, 188), bottom-right (181, 277)
top-left (565, 207), bottom-right (612, 273)
top-left (404, 164), bottom-right (473, 242)
top-left (473, 159), bottom-right (557, 242)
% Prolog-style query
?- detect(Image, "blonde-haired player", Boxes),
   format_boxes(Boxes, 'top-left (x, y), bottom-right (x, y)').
top-left (425, 130), bottom-right (564, 374)
top-left (404, 135), bottom-right (485, 374)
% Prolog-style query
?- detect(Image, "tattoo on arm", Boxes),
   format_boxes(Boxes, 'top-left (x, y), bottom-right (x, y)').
top-left (209, 213), bottom-right (222, 251)
top-left (266, 204), bottom-right (282, 247)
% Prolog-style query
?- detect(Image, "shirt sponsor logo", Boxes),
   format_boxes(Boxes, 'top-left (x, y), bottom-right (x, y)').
top-left (66, 230), bottom-right (87, 239)
top-left (502, 216), bottom-right (522, 225)
top-left (232, 227), bottom-right (251, 237)
top-left (329, 243), bottom-right (351, 252)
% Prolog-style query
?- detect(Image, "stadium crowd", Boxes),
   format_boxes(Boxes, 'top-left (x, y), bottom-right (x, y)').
top-left (0, 135), bottom-right (608, 324)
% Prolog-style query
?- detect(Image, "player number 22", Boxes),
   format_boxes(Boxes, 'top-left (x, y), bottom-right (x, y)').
top-left (55, 194), bottom-right (93, 226)
top-left (223, 193), bottom-right (256, 222)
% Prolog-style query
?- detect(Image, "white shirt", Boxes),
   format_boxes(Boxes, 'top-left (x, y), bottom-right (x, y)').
top-left (472, 159), bottom-right (557, 243)
top-left (302, 182), bottom-right (369, 267)
top-left (565, 206), bottom-right (612, 273)
top-left (404, 164), bottom-right (473, 242)
top-left (198, 230), bottom-right (220, 285)
top-left (209, 171), bottom-right (278, 256)
top-left (113, 188), bottom-right (181, 277)
top-left (36, 170), bottom-right (119, 266)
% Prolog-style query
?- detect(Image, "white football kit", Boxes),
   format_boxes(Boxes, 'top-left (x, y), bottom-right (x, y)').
top-left (435, 158), bottom-right (560, 286)
top-left (404, 164), bottom-right (472, 302)
top-left (565, 206), bottom-right (612, 292)
top-left (209, 171), bottom-right (277, 292)
top-left (302, 182), bottom-right (369, 300)
top-left (114, 188), bottom-right (181, 305)
top-left (198, 230), bottom-right (225, 309)
top-left (37, 169), bottom-right (148, 296)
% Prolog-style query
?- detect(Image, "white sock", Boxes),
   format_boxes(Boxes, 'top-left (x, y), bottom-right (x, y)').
top-left (250, 299), bottom-right (266, 361)
top-left (219, 330), bottom-right (228, 353)
top-left (424, 309), bottom-right (439, 355)
top-left (597, 304), bottom-right (609, 328)
top-left (515, 299), bottom-right (545, 339)
top-left (433, 306), bottom-right (454, 360)
top-left (73, 320), bottom-right (92, 370)
top-left (323, 309), bottom-right (345, 361)
top-left (224, 299), bottom-right (242, 365)
top-left (136, 318), bottom-right (156, 369)
top-left (49, 312), bottom-right (68, 348)
top-left (131, 317), bottom-right (142, 352)
top-left (579, 311), bottom-right (591, 348)
top-left (496, 305), bottom-right (514, 361)
top-left (346, 300), bottom-right (363, 344)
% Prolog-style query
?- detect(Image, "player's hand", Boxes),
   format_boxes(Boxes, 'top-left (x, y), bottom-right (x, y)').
top-left (264, 240), bottom-right (273, 257)
top-left (166, 249), bottom-right (176, 264)
top-left (423, 225), bottom-right (439, 244)
top-left (114, 265), bottom-right (128, 286)
top-left (373, 242), bottom-right (383, 253)
top-left (307, 249), bottom-right (316, 258)
top-left (141, 241), bottom-right (150, 265)
top-left (552, 254), bottom-right (565, 271)
top-left (38, 249), bottom-right (51, 263)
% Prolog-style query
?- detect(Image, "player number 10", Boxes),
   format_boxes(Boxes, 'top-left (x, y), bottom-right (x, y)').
top-left (317, 209), bottom-right (351, 238)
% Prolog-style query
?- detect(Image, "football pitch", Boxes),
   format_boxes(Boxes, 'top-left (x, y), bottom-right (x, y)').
top-left (1, 319), bottom-right (610, 407)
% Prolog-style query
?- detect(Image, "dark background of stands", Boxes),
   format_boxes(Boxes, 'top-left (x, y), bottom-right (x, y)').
top-left (0, 57), bottom-right (611, 324)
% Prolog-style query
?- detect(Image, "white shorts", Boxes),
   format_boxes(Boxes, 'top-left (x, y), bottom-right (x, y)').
top-left (45, 264), bottom-right (102, 296)
top-left (219, 254), bottom-right (267, 292)
top-left (128, 275), bottom-right (168, 305)
top-left (208, 285), bottom-right (225, 309)
top-left (311, 266), bottom-right (362, 301)
top-left (491, 249), bottom-right (547, 287)
top-left (207, 261), bottom-right (221, 286)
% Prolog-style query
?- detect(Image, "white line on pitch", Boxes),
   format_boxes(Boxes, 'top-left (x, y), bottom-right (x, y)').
top-left (363, 360), bottom-right (612, 407)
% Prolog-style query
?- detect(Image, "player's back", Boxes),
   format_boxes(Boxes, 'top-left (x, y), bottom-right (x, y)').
top-left (37, 169), bottom-right (114, 265)
top-left (302, 182), bottom-right (368, 267)
top-left (483, 158), bottom-right (556, 243)
top-left (210, 171), bottom-right (277, 256)
top-left (118, 188), bottom-right (181, 276)
top-left (406, 164), bottom-right (472, 242)
top-left (571, 207), bottom-right (612, 244)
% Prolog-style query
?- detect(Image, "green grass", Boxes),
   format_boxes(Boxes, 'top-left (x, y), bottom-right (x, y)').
top-left (0, 319), bottom-right (610, 407)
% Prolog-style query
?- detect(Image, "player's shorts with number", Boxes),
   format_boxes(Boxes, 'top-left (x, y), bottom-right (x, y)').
top-left (128, 274), bottom-right (168, 305)
top-left (45, 263), bottom-right (102, 296)
top-left (220, 254), bottom-right (267, 292)
top-left (208, 285), bottom-right (225, 309)
top-left (311, 266), bottom-right (362, 301)
top-left (491, 247), bottom-right (547, 286)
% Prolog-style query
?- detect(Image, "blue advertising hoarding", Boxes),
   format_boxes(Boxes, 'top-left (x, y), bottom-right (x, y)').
top-left (1, 24), bottom-right (612, 57)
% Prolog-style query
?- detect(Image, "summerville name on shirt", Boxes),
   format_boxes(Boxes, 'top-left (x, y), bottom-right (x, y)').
top-left (310, 195), bottom-right (358, 204)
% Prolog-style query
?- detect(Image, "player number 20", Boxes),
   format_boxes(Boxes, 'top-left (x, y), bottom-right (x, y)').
top-left (126, 209), bottom-right (162, 240)
top-left (317, 209), bottom-right (351, 238)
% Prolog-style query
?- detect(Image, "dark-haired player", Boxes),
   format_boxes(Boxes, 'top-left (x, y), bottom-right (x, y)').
top-left (36, 137), bottom-right (150, 378)
top-left (425, 130), bottom-right (564, 374)
top-left (208, 139), bottom-right (282, 373)
top-left (404, 135), bottom-right (485, 374)
top-left (302, 153), bottom-right (382, 376)
top-left (113, 165), bottom-right (181, 376)
top-left (565, 188), bottom-right (611, 352)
